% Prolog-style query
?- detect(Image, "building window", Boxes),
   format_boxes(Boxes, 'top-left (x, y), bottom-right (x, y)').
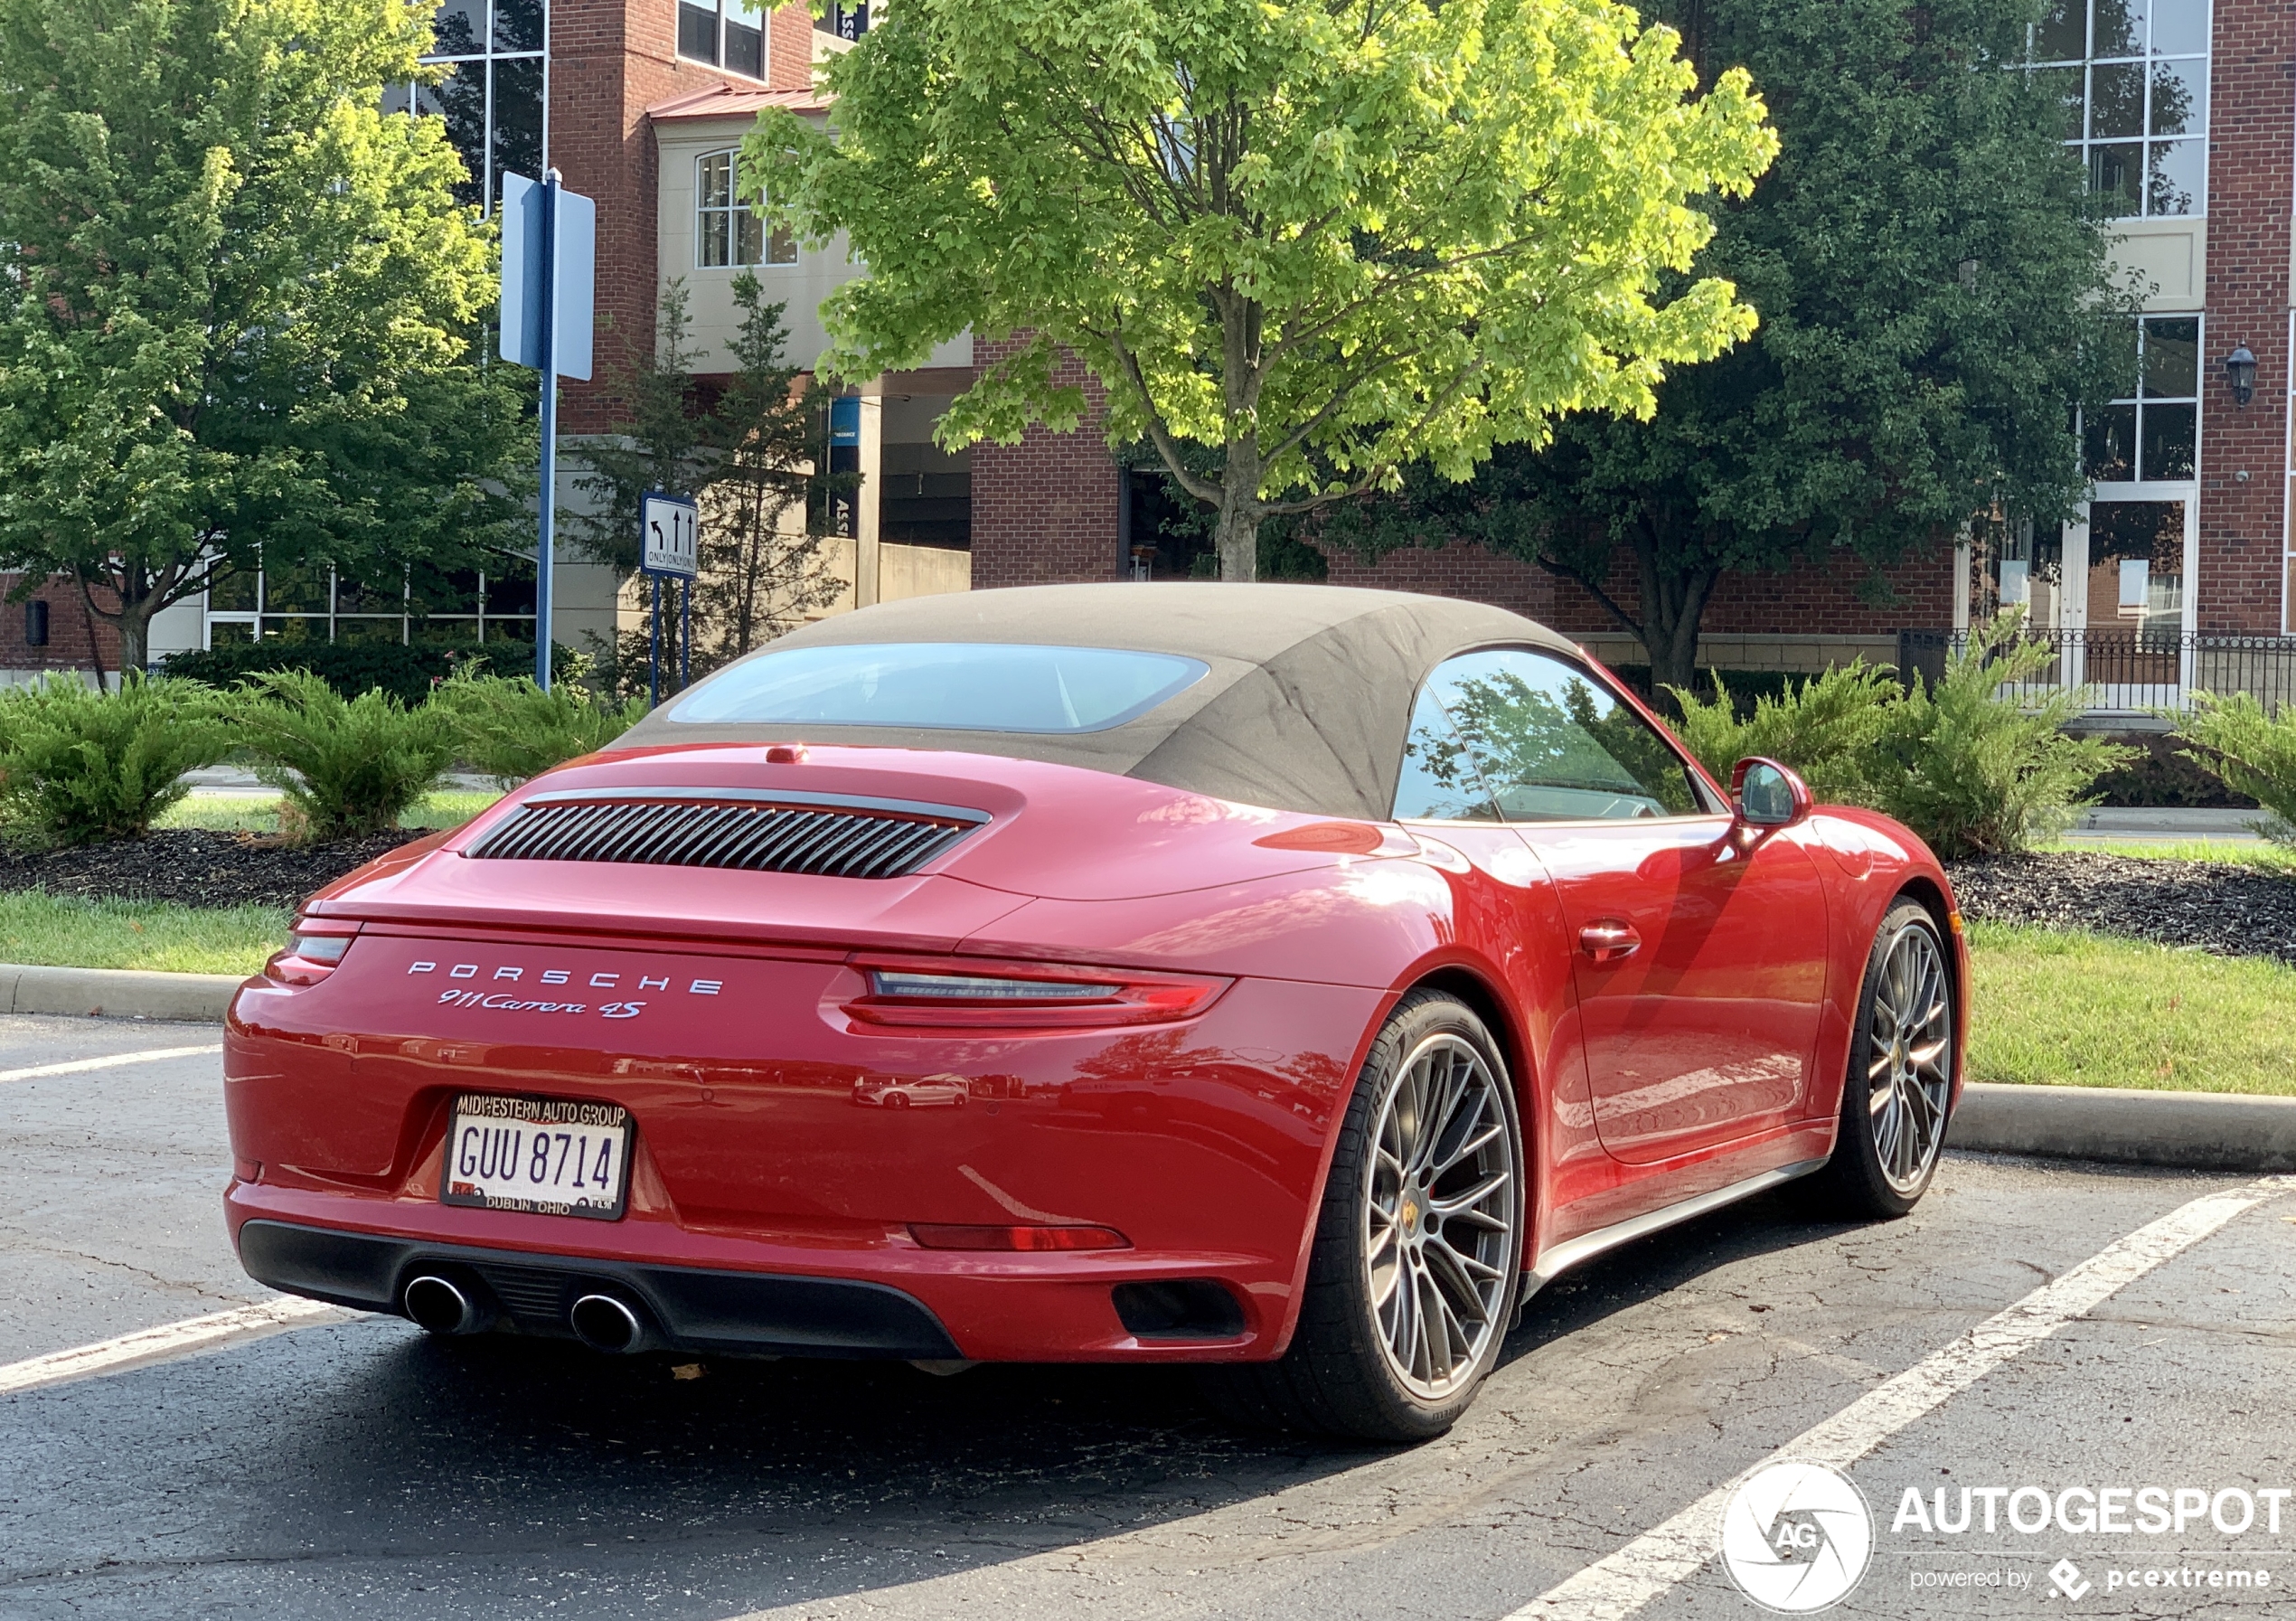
top-left (677, 2), bottom-right (766, 80)
top-left (698, 150), bottom-right (796, 267)
top-left (2084, 316), bottom-right (2199, 483)
top-left (199, 557), bottom-right (538, 648)
top-left (2029, 0), bottom-right (2208, 219)
top-left (384, 1), bottom-right (549, 214)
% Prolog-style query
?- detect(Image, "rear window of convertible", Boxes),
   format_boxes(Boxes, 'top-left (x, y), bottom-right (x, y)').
top-left (666, 642), bottom-right (1210, 734)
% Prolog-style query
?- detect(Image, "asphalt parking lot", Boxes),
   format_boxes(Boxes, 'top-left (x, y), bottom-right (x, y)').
top-left (4, 1012), bottom-right (2293, 1620)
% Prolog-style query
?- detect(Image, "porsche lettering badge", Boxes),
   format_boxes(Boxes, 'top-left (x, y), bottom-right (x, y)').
top-left (409, 959), bottom-right (725, 1020)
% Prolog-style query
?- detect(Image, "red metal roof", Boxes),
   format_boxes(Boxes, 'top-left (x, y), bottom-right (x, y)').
top-left (646, 84), bottom-right (832, 123)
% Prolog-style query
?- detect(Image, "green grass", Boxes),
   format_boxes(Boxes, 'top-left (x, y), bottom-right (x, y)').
top-left (0, 891), bottom-right (287, 975)
top-left (5, 872), bottom-right (2291, 1100)
top-left (155, 788), bottom-right (502, 835)
top-left (2034, 836), bottom-right (2296, 872)
top-left (1966, 920), bottom-right (2296, 1096)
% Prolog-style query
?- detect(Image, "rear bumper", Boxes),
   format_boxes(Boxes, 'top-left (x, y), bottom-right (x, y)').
top-left (225, 1181), bottom-right (1285, 1362)
top-left (237, 1217), bottom-right (963, 1360)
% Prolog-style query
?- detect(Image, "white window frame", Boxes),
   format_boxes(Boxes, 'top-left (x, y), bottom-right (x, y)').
top-left (696, 148), bottom-right (796, 269)
top-left (2028, 0), bottom-right (2210, 221)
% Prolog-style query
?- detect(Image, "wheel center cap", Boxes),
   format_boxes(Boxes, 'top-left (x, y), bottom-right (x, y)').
top-left (1400, 1197), bottom-right (1421, 1233)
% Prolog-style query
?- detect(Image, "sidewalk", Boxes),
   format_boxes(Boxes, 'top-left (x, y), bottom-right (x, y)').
top-left (181, 767), bottom-right (497, 801)
top-left (2059, 806), bottom-right (2264, 843)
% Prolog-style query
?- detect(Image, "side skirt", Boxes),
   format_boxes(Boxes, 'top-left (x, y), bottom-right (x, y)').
top-left (1518, 1156), bottom-right (1829, 1311)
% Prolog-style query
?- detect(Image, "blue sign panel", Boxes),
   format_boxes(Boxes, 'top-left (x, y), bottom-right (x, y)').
top-left (499, 172), bottom-right (596, 382)
top-left (829, 396), bottom-right (861, 448)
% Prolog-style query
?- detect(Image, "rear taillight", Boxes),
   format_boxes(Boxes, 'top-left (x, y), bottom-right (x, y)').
top-left (908, 1223), bottom-right (1130, 1252)
top-left (843, 956), bottom-right (1229, 1031)
top-left (262, 921), bottom-right (359, 986)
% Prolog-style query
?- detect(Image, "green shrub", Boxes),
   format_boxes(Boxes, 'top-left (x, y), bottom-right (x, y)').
top-left (431, 668), bottom-right (650, 787)
top-left (0, 674), bottom-right (233, 847)
top-left (160, 638), bottom-right (485, 707)
top-left (160, 638), bottom-right (580, 707)
top-left (233, 669), bottom-right (456, 841)
top-left (1871, 614), bottom-right (2135, 859)
top-left (1661, 662), bottom-right (1897, 806)
top-left (2173, 692), bottom-right (2296, 841)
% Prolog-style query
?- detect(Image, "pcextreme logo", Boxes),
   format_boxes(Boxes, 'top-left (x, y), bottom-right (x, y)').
top-left (1719, 1461), bottom-right (1875, 1613)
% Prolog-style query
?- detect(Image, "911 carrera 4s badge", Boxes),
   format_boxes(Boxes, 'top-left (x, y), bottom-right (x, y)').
top-left (429, 987), bottom-right (651, 1017)
top-left (442, 1094), bottom-right (631, 1220)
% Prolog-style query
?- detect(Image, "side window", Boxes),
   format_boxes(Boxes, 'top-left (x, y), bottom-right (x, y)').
top-left (1419, 649), bottom-right (1708, 821)
top-left (1394, 684), bottom-right (1501, 821)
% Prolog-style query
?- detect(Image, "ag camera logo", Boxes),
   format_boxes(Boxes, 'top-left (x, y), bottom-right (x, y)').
top-left (1720, 1461), bottom-right (1874, 1613)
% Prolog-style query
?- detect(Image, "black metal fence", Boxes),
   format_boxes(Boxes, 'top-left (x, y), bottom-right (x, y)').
top-left (1896, 629), bottom-right (2296, 712)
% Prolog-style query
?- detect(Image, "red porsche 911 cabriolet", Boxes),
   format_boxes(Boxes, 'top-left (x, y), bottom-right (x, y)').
top-left (225, 585), bottom-right (1963, 1440)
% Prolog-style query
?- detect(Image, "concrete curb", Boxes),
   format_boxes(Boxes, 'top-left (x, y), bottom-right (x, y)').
top-left (2, 966), bottom-right (2291, 1173)
top-left (1949, 1080), bottom-right (2296, 1173)
top-left (0, 963), bottom-right (243, 1023)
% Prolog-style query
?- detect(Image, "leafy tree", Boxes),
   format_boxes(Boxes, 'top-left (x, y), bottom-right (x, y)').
top-left (571, 278), bottom-right (848, 693)
top-left (567, 282), bottom-right (719, 578)
top-left (1325, 0), bottom-right (2133, 689)
top-left (0, 0), bottom-right (532, 673)
top-left (750, 0), bottom-right (1777, 580)
top-left (694, 273), bottom-right (846, 664)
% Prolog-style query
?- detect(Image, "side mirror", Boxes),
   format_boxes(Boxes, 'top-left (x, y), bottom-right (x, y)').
top-left (1731, 757), bottom-right (1812, 829)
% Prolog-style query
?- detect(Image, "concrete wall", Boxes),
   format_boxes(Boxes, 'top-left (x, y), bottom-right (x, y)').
top-left (653, 112), bottom-right (971, 377)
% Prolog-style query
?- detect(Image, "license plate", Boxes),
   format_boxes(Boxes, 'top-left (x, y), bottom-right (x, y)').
top-left (442, 1095), bottom-right (631, 1220)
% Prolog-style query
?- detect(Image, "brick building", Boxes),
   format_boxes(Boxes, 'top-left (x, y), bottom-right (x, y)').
top-left (33, 0), bottom-right (2289, 715)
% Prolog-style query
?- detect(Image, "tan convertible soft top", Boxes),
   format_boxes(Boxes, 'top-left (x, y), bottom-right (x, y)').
top-left (611, 582), bottom-right (1582, 822)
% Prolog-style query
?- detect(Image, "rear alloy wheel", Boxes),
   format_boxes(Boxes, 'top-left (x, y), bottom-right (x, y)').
top-left (1204, 992), bottom-right (1524, 1441)
top-left (1809, 899), bottom-right (1956, 1219)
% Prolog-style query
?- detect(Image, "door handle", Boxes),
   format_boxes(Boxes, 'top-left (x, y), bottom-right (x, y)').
top-left (1578, 919), bottom-right (1642, 965)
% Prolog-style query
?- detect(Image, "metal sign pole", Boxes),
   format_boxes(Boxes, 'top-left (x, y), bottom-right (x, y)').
top-left (680, 580), bottom-right (691, 692)
top-left (649, 574), bottom-right (662, 709)
top-left (534, 169), bottom-right (560, 692)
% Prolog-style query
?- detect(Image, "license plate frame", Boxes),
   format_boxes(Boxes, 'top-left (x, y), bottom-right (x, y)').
top-left (442, 1094), bottom-right (632, 1220)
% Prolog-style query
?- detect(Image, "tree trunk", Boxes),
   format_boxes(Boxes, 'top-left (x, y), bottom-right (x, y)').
top-left (92, 585), bottom-right (149, 689)
top-left (1216, 438), bottom-right (1262, 581)
top-left (1627, 524), bottom-right (1718, 700)
top-left (1214, 504), bottom-right (1260, 582)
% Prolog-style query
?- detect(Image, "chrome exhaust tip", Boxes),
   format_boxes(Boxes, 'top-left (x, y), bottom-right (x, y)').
top-left (569, 1292), bottom-right (652, 1354)
top-left (403, 1274), bottom-right (488, 1335)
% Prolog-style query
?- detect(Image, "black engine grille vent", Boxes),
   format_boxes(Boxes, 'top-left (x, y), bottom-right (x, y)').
top-left (466, 788), bottom-right (988, 881)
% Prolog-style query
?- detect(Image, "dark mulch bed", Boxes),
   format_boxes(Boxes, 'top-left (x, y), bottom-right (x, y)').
top-left (1945, 852), bottom-right (2296, 968)
top-left (0, 829), bottom-right (415, 911)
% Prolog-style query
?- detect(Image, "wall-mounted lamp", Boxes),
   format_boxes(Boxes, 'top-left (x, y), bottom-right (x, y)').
top-left (2224, 344), bottom-right (2258, 407)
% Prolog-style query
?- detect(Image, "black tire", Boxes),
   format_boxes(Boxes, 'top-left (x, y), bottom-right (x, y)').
top-left (1806, 898), bottom-right (1957, 1220)
top-left (1201, 991), bottom-right (1525, 1442)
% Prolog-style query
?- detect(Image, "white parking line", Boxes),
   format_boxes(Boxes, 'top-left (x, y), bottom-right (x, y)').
top-left (1507, 1175), bottom-right (2296, 1621)
top-left (0, 1297), bottom-right (343, 1397)
top-left (0, 1044), bottom-right (222, 1084)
